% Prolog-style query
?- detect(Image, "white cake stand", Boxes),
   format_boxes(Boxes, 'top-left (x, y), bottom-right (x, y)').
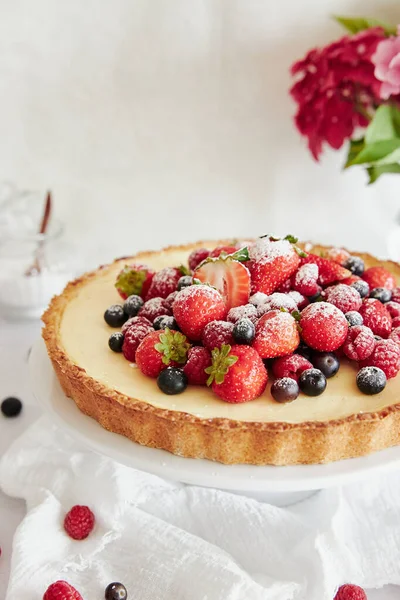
top-left (29, 338), bottom-right (400, 506)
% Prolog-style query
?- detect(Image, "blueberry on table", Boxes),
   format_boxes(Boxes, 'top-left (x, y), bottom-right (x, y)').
top-left (105, 582), bottom-right (128, 600)
top-left (271, 377), bottom-right (299, 403)
top-left (369, 287), bottom-right (392, 303)
top-left (123, 294), bottom-right (144, 317)
top-left (108, 332), bottom-right (124, 352)
top-left (299, 369), bottom-right (327, 396)
top-left (344, 256), bottom-right (365, 276)
top-left (104, 305), bottom-right (128, 327)
top-left (356, 366), bottom-right (386, 395)
top-left (1, 397), bottom-right (23, 418)
top-left (232, 318), bottom-right (255, 344)
top-left (311, 353), bottom-right (340, 378)
top-left (157, 367), bottom-right (188, 395)
top-left (351, 280), bottom-right (369, 298)
top-left (153, 315), bottom-right (179, 331)
top-left (345, 311), bottom-right (363, 327)
top-left (177, 275), bottom-right (193, 290)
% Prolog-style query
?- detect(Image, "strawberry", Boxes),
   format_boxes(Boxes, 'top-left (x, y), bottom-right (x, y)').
top-left (276, 277), bottom-right (292, 292)
top-left (359, 298), bottom-right (392, 338)
top-left (341, 274), bottom-right (361, 286)
top-left (205, 344), bottom-right (268, 402)
top-left (136, 329), bottom-right (190, 377)
top-left (183, 346), bottom-right (212, 385)
top-left (209, 245), bottom-right (238, 258)
top-left (362, 266), bottom-right (396, 291)
top-left (253, 310), bottom-right (300, 359)
top-left (193, 249), bottom-right (251, 310)
top-left (115, 263), bottom-right (154, 300)
top-left (145, 266), bottom-right (187, 300)
top-left (326, 247), bottom-right (351, 265)
top-left (248, 235), bottom-right (301, 295)
top-left (173, 284), bottom-right (227, 340)
top-left (301, 254), bottom-right (351, 286)
top-left (188, 247), bottom-right (210, 271)
top-left (292, 263), bottom-right (319, 296)
top-left (299, 302), bottom-right (348, 351)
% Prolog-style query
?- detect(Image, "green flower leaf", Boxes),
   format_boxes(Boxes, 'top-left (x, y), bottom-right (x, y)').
top-left (205, 344), bottom-right (238, 386)
top-left (366, 163), bottom-right (400, 184)
top-left (344, 138), bottom-right (365, 169)
top-left (333, 15), bottom-right (396, 36)
top-left (154, 328), bottom-right (190, 365)
top-left (365, 106), bottom-right (398, 145)
top-left (347, 139), bottom-right (400, 167)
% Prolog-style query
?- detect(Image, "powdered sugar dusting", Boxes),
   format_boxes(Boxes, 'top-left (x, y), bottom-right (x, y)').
top-left (227, 304), bottom-right (258, 324)
top-left (249, 292), bottom-right (269, 307)
top-left (295, 263), bottom-right (318, 286)
top-left (302, 301), bottom-right (343, 319)
top-left (249, 238), bottom-right (293, 264)
top-left (288, 290), bottom-right (306, 307)
top-left (324, 283), bottom-right (362, 313)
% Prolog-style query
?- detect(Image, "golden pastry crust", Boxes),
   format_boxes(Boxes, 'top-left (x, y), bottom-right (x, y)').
top-left (42, 241), bottom-right (400, 465)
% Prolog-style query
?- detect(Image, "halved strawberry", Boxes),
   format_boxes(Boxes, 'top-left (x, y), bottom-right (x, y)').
top-left (193, 249), bottom-right (251, 310)
top-left (301, 254), bottom-right (351, 286)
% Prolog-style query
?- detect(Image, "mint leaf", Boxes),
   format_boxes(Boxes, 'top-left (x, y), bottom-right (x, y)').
top-left (344, 138), bottom-right (365, 168)
top-left (366, 163), bottom-right (400, 184)
top-left (333, 15), bottom-right (396, 36)
top-left (347, 139), bottom-right (400, 166)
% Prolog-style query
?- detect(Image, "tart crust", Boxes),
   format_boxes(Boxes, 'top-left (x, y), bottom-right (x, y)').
top-left (42, 241), bottom-right (400, 466)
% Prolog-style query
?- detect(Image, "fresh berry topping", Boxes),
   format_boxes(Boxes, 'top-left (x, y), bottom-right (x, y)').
top-left (326, 247), bottom-right (351, 265)
top-left (356, 367), bottom-right (387, 395)
top-left (359, 298), bottom-right (392, 338)
top-left (391, 286), bottom-right (400, 304)
top-left (296, 341), bottom-right (313, 361)
top-left (63, 505), bottom-right (95, 540)
top-left (1, 397), bottom-right (23, 418)
top-left (105, 582), bottom-right (128, 600)
top-left (227, 303), bottom-right (258, 324)
top-left (299, 368), bottom-right (327, 396)
top-left (249, 292), bottom-right (269, 307)
top-left (123, 294), bottom-right (144, 317)
top-left (342, 275), bottom-right (361, 286)
top-left (108, 332), bottom-right (124, 353)
top-left (136, 329), bottom-right (190, 378)
top-left (276, 277), bottom-right (292, 292)
top-left (115, 263), bottom-right (154, 300)
top-left (351, 279), bottom-right (370, 298)
top-left (258, 292), bottom-right (298, 314)
top-left (188, 247), bottom-right (211, 271)
top-left (345, 311), bottom-right (363, 327)
top-left (202, 320), bottom-right (234, 350)
top-left (122, 319), bottom-right (153, 362)
top-left (300, 302), bottom-right (348, 351)
top-left (232, 318), bottom-right (256, 344)
top-left (385, 301), bottom-right (400, 319)
top-left (392, 315), bottom-right (400, 328)
top-left (104, 305), bottom-right (128, 328)
top-left (360, 338), bottom-right (400, 379)
top-left (324, 284), bottom-right (362, 313)
top-left (146, 267), bottom-right (184, 300)
top-left (249, 236), bottom-right (301, 295)
top-left (194, 251), bottom-right (251, 310)
top-left (343, 256), bottom-right (365, 276)
top-left (121, 315), bottom-right (152, 334)
top-left (209, 244), bottom-right (238, 258)
top-left (139, 297), bottom-right (172, 323)
top-left (369, 287), bottom-right (392, 303)
top-left (43, 581), bottom-right (83, 600)
top-left (271, 377), bottom-right (300, 403)
top-left (253, 310), bottom-right (300, 359)
top-left (183, 347), bottom-right (212, 385)
top-left (157, 367), bottom-right (188, 395)
top-left (272, 354), bottom-right (313, 382)
top-left (165, 290), bottom-right (179, 309)
top-left (311, 352), bottom-right (340, 378)
top-left (301, 254), bottom-right (351, 286)
top-left (334, 584), bottom-right (367, 600)
top-left (177, 275), bottom-right (193, 290)
top-left (362, 266), bottom-right (396, 290)
top-left (390, 327), bottom-right (400, 346)
top-left (205, 345), bottom-right (268, 402)
top-left (173, 285), bottom-right (227, 340)
top-left (153, 315), bottom-right (179, 331)
top-left (293, 263), bottom-right (319, 296)
top-left (287, 290), bottom-right (309, 310)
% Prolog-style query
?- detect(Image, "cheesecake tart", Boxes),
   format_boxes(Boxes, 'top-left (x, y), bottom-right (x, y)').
top-left (42, 238), bottom-right (400, 466)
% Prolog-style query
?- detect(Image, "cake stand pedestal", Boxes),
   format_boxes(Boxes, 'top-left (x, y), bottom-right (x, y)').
top-left (29, 339), bottom-right (400, 506)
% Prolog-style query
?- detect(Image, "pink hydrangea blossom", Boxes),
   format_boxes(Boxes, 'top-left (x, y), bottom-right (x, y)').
top-left (373, 26), bottom-right (400, 99)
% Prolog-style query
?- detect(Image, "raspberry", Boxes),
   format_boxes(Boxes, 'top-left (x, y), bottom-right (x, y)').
top-left (257, 293), bottom-right (298, 317)
top-left (326, 247), bottom-right (351, 265)
top-left (209, 244), bottom-right (238, 258)
top-left (121, 315), bottom-right (152, 334)
top-left (391, 286), bottom-right (400, 304)
top-left (122, 320), bottom-right (153, 362)
top-left (227, 304), bottom-right (258, 324)
top-left (249, 292), bottom-right (269, 307)
top-left (293, 263), bottom-right (319, 296)
top-left (342, 326), bottom-right (375, 361)
top-left (202, 320), bottom-right (234, 350)
top-left (43, 581), bottom-right (83, 600)
top-left (334, 584), bottom-right (367, 600)
top-left (64, 505), bottom-right (95, 540)
top-left (139, 297), bottom-right (172, 323)
top-left (385, 301), bottom-right (400, 319)
top-left (145, 267), bottom-right (183, 300)
top-left (188, 248), bottom-right (210, 271)
top-left (360, 339), bottom-right (400, 379)
top-left (324, 284), bottom-right (362, 313)
top-left (183, 347), bottom-right (212, 385)
top-left (359, 298), bottom-right (392, 338)
top-left (272, 354), bottom-right (313, 381)
top-left (342, 275), bottom-right (361, 286)
top-left (393, 316), bottom-right (400, 328)
top-left (165, 291), bottom-right (179, 310)
top-left (299, 302), bottom-right (348, 352)
top-left (390, 326), bottom-right (400, 346)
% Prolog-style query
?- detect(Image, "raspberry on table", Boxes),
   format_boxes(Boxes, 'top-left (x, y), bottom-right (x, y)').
top-left (360, 338), bottom-right (400, 379)
top-left (43, 580), bottom-right (83, 600)
top-left (333, 583), bottom-right (367, 600)
top-left (202, 320), bottom-right (234, 350)
top-left (139, 297), bottom-right (172, 322)
top-left (64, 505), bottom-right (95, 540)
top-left (342, 325), bottom-right (376, 361)
top-left (183, 346), bottom-right (212, 385)
top-left (227, 304), bottom-right (258, 324)
top-left (324, 283), bottom-right (362, 313)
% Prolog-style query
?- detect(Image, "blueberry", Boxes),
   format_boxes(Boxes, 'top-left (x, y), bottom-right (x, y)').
top-left (105, 582), bottom-right (127, 600)
top-left (123, 294), bottom-right (144, 317)
top-left (1, 397), bottom-right (23, 418)
top-left (296, 342), bottom-right (313, 361)
top-left (345, 311), bottom-right (363, 327)
top-left (351, 280), bottom-right (369, 298)
top-left (157, 367), bottom-right (188, 395)
top-left (356, 366), bottom-right (386, 395)
top-left (299, 368), bottom-right (327, 396)
top-left (108, 332), bottom-right (124, 352)
top-left (311, 353), bottom-right (340, 378)
top-left (104, 305), bottom-right (128, 327)
top-left (153, 315), bottom-right (179, 331)
top-left (177, 275), bottom-right (193, 291)
top-left (369, 287), bottom-right (392, 303)
top-left (344, 256), bottom-right (365, 276)
top-left (232, 318), bottom-right (255, 344)
top-left (271, 378), bottom-right (299, 403)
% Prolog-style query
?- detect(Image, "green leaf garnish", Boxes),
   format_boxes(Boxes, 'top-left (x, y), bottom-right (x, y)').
top-left (204, 345), bottom-right (238, 386)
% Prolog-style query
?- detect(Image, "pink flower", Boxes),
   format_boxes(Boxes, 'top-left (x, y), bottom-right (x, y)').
top-left (291, 28), bottom-right (385, 159)
top-left (372, 26), bottom-right (400, 99)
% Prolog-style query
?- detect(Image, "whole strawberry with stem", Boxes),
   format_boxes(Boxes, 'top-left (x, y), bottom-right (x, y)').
top-left (115, 263), bottom-right (154, 300)
top-left (205, 344), bottom-right (268, 402)
top-left (248, 235), bottom-right (302, 295)
top-left (300, 302), bottom-right (348, 351)
top-left (253, 310), bottom-right (300, 359)
top-left (173, 284), bottom-right (227, 340)
top-left (145, 266), bottom-right (189, 300)
top-left (362, 266), bottom-right (396, 290)
top-left (136, 329), bottom-right (190, 378)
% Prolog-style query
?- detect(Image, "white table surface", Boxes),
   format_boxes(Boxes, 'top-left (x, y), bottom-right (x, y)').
top-left (0, 318), bottom-right (399, 599)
